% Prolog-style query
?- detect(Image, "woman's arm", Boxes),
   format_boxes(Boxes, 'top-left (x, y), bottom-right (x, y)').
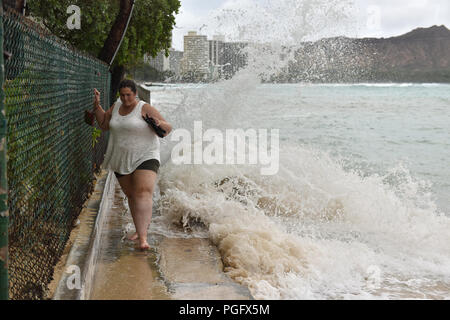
top-left (143, 104), bottom-right (172, 137)
top-left (93, 88), bottom-right (114, 131)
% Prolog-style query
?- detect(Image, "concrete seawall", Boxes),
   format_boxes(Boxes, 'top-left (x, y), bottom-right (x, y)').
top-left (53, 169), bottom-right (253, 300)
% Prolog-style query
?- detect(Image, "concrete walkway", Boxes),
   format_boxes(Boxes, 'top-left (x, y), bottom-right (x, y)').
top-left (54, 170), bottom-right (253, 300)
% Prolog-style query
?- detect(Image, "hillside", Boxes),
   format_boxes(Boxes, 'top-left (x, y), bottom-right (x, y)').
top-left (276, 25), bottom-right (450, 83)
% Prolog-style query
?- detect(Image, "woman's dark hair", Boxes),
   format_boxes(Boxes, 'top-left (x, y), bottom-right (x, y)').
top-left (119, 79), bottom-right (137, 94)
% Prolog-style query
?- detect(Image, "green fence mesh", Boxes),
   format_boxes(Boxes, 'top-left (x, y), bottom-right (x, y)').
top-left (0, 0), bottom-right (9, 301)
top-left (3, 8), bottom-right (111, 299)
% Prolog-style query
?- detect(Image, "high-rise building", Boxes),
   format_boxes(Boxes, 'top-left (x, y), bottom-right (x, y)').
top-left (177, 31), bottom-right (250, 81)
top-left (144, 51), bottom-right (170, 73)
top-left (209, 35), bottom-right (225, 66)
top-left (221, 42), bottom-right (249, 79)
top-left (169, 49), bottom-right (183, 77)
top-left (181, 31), bottom-right (209, 80)
top-left (208, 35), bottom-right (225, 80)
top-left (144, 49), bottom-right (183, 78)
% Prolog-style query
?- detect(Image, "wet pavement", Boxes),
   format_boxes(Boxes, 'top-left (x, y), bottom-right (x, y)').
top-left (90, 185), bottom-right (170, 299)
top-left (89, 180), bottom-right (253, 300)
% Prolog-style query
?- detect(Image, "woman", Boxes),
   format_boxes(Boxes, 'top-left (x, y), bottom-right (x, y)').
top-left (93, 79), bottom-right (172, 250)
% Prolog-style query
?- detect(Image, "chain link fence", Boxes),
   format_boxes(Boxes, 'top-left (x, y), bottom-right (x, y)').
top-left (2, 7), bottom-right (111, 299)
top-left (0, 0), bottom-right (9, 301)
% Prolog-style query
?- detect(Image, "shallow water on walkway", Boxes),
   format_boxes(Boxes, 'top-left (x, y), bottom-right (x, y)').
top-left (90, 184), bottom-right (171, 300)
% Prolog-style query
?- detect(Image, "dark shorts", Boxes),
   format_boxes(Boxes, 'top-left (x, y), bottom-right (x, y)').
top-left (114, 159), bottom-right (160, 179)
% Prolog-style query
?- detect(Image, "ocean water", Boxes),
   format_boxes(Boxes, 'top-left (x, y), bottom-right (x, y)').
top-left (147, 81), bottom-right (450, 299)
top-left (138, 0), bottom-right (450, 300)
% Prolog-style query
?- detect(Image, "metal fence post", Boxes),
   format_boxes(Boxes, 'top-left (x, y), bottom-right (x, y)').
top-left (0, 0), bottom-right (9, 301)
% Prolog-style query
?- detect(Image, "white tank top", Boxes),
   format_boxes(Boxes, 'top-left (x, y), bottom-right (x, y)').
top-left (103, 99), bottom-right (160, 175)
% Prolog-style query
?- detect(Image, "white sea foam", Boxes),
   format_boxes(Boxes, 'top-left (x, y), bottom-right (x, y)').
top-left (152, 82), bottom-right (450, 299)
top-left (150, 0), bottom-right (450, 299)
top-left (155, 142), bottom-right (450, 299)
top-left (153, 80), bottom-right (450, 298)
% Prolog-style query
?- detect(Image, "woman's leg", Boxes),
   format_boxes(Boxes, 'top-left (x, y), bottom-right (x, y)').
top-left (116, 174), bottom-right (140, 240)
top-left (129, 169), bottom-right (157, 250)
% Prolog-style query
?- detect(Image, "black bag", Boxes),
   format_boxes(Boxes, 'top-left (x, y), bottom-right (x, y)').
top-left (142, 115), bottom-right (166, 138)
top-left (84, 110), bottom-right (95, 126)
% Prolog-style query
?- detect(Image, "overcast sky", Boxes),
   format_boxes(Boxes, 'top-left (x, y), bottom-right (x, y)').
top-left (171, 0), bottom-right (450, 51)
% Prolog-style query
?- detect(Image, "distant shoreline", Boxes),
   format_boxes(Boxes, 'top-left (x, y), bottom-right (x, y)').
top-left (139, 25), bottom-right (450, 85)
top-left (138, 80), bottom-right (450, 86)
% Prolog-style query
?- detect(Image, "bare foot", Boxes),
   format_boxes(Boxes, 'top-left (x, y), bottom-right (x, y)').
top-left (127, 232), bottom-right (139, 241)
top-left (138, 240), bottom-right (151, 250)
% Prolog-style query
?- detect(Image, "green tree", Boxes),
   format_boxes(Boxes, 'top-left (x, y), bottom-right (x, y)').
top-left (27, 0), bottom-right (180, 94)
